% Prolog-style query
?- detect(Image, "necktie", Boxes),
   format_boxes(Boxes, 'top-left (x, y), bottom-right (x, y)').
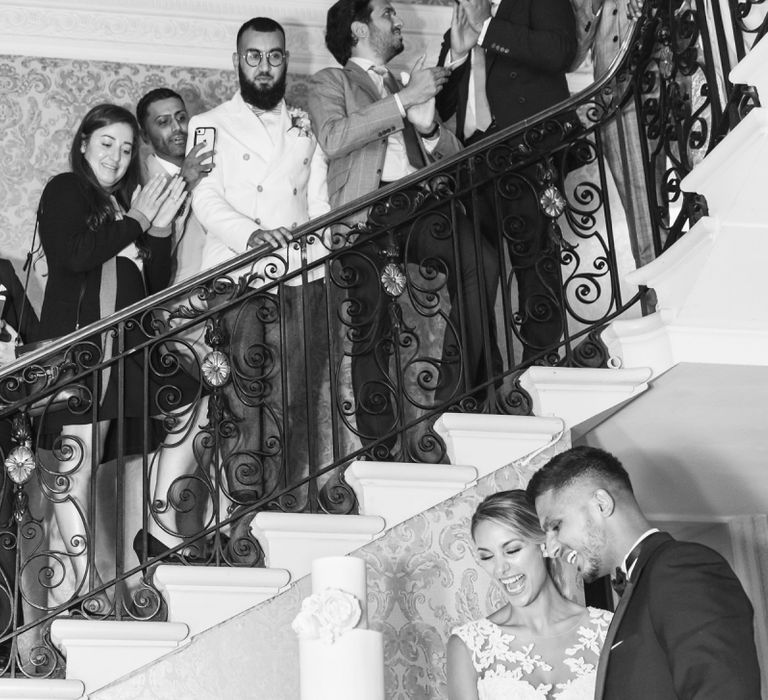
top-left (464, 45), bottom-right (493, 140)
top-left (373, 67), bottom-right (426, 170)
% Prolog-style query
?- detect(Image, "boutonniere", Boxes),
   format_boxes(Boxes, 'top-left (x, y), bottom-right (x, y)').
top-left (287, 107), bottom-right (312, 138)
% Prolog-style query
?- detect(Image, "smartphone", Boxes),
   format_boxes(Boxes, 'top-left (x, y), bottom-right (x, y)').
top-left (193, 126), bottom-right (216, 165)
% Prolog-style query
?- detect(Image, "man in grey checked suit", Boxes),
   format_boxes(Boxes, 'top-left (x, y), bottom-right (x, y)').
top-left (307, 0), bottom-right (498, 457)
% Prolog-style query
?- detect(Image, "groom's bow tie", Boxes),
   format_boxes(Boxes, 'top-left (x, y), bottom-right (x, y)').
top-left (612, 540), bottom-right (644, 596)
top-left (611, 567), bottom-right (627, 595)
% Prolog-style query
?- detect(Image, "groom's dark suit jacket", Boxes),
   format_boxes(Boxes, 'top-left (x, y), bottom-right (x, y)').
top-left (596, 531), bottom-right (761, 699)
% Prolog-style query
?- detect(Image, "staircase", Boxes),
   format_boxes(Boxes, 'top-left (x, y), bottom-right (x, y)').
top-left (1, 2), bottom-right (767, 699)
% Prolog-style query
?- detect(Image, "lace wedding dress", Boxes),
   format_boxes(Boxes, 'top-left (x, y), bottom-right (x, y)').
top-left (452, 607), bottom-right (612, 700)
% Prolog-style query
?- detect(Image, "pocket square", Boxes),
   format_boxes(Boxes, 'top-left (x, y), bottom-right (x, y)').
top-left (611, 640), bottom-right (624, 651)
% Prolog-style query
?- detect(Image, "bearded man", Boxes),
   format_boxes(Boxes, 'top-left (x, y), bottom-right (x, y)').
top-left (188, 17), bottom-right (330, 515)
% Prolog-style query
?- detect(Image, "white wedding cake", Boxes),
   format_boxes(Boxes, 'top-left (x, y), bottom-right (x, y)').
top-left (293, 556), bottom-right (385, 700)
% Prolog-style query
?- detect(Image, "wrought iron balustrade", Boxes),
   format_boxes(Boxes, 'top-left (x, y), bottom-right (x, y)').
top-left (0, 0), bottom-right (762, 678)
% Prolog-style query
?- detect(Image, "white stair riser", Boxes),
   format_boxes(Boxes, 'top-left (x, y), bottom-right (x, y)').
top-left (164, 587), bottom-right (284, 637)
top-left (51, 620), bottom-right (188, 694)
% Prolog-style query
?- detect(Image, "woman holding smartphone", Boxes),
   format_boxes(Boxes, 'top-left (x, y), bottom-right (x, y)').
top-left (32, 103), bottom-right (208, 605)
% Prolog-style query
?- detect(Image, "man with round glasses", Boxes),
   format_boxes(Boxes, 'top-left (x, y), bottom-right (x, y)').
top-left (188, 17), bottom-right (331, 510)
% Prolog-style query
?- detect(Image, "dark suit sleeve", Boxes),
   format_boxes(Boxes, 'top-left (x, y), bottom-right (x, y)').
top-left (143, 236), bottom-right (172, 295)
top-left (39, 173), bottom-right (143, 274)
top-left (436, 30), bottom-right (469, 123)
top-left (482, 0), bottom-right (577, 73)
top-left (649, 543), bottom-right (761, 699)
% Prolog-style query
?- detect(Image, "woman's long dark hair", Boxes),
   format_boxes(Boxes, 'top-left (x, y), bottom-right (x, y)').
top-left (69, 103), bottom-right (142, 234)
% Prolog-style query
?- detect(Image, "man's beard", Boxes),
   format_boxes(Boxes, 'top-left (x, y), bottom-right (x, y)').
top-left (239, 66), bottom-right (286, 110)
top-left (370, 28), bottom-right (404, 64)
top-left (578, 524), bottom-right (608, 583)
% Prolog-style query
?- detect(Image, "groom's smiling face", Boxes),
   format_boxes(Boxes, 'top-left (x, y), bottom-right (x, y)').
top-left (535, 487), bottom-right (610, 582)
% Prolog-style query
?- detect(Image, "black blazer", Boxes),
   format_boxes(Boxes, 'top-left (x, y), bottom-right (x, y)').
top-left (437, 0), bottom-right (577, 141)
top-left (597, 531), bottom-right (761, 699)
top-left (32, 172), bottom-right (170, 344)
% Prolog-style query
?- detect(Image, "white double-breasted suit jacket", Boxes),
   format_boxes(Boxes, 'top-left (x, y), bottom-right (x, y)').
top-left (188, 92), bottom-right (330, 286)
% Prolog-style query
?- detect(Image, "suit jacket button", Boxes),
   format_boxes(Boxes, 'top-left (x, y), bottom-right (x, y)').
top-left (510, 71), bottom-right (517, 78)
top-left (257, 185), bottom-right (263, 192)
top-left (376, 168), bottom-right (382, 175)
top-left (243, 153), bottom-right (250, 160)
top-left (255, 218), bottom-right (261, 225)
top-left (518, 96), bottom-right (526, 103)
top-left (613, 35), bottom-right (619, 42)
top-left (612, 7), bottom-right (618, 13)
top-left (303, 158), bottom-right (309, 164)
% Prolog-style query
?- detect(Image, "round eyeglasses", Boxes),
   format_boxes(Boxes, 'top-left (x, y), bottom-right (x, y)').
top-left (240, 49), bottom-right (287, 68)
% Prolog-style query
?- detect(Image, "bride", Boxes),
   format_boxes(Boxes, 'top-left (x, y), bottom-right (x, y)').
top-left (447, 490), bottom-right (612, 700)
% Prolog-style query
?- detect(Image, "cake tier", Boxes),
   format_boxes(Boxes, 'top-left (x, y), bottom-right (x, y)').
top-left (299, 628), bottom-right (384, 700)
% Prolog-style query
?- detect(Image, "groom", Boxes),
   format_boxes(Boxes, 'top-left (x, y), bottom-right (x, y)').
top-left (527, 445), bottom-right (761, 699)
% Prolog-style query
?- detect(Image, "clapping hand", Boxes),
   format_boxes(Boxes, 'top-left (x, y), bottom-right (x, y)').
top-left (458, 0), bottom-right (492, 32)
top-left (398, 56), bottom-right (451, 110)
top-left (151, 176), bottom-right (188, 229)
top-left (181, 142), bottom-right (213, 191)
top-left (450, 1), bottom-right (480, 59)
top-left (131, 174), bottom-right (175, 222)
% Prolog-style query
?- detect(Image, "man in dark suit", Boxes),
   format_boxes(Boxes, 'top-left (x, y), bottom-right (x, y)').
top-left (527, 445), bottom-right (762, 699)
top-left (436, 0), bottom-right (578, 361)
top-left (307, 0), bottom-right (498, 455)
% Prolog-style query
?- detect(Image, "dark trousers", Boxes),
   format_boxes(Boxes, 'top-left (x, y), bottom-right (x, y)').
top-left (481, 169), bottom-right (562, 360)
top-left (344, 192), bottom-right (499, 450)
top-left (466, 127), bottom-right (574, 361)
top-left (210, 279), bottom-right (329, 509)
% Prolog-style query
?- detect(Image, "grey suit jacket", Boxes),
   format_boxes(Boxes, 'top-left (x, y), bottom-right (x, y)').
top-left (307, 61), bottom-right (460, 224)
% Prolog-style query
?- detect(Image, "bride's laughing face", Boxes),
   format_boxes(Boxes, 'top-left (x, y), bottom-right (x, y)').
top-left (473, 519), bottom-right (548, 606)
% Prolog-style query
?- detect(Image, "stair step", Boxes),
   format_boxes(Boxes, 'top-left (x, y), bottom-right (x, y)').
top-left (519, 366), bottom-right (652, 428)
top-left (154, 565), bottom-right (291, 637)
top-left (729, 35), bottom-right (768, 107)
top-left (605, 214), bottom-right (768, 376)
top-left (250, 513), bottom-right (385, 580)
top-left (50, 619), bottom-right (188, 694)
top-left (433, 414), bottom-right (565, 477)
top-left (681, 105), bottom-right (768, 226)
top-left (345, 461), bottom-right (477, 527)
top-left (0, 679), bottom-right (85, 699)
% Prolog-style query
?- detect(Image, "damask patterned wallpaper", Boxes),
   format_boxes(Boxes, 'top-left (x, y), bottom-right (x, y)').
top-left (0, 54), bottom-right (312, 305)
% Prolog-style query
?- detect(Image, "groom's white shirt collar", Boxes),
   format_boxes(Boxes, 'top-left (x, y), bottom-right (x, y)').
top-left (622, 528), bottom-right (660, 578)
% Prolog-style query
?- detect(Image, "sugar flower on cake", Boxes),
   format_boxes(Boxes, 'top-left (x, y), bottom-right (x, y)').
top-left (288, 107), bottom-right (312, 138)
top-left (292, 588), bottom-right (362, 644)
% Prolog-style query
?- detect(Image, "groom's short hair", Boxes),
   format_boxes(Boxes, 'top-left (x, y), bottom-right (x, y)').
top-left (526, 445), bottom-right (633, 501)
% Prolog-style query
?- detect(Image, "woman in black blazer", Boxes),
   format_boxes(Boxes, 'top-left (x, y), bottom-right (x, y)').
top-left (33, 104), bottom-right (206, 599)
